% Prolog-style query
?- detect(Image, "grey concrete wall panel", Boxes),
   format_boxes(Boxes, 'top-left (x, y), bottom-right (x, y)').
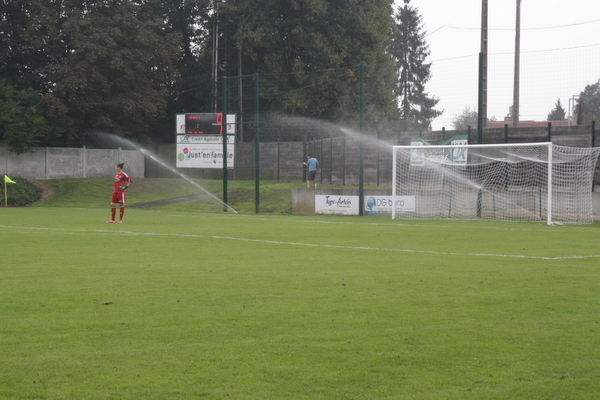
top-left (7, 147), bottom-right (46, 179)
top-left (85, 149), bottom-right (120, 178)
top-left (46, 148), bottom-right (83, 179)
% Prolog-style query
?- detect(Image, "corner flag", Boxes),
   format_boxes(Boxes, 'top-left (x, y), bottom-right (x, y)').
top-left (4, 175), bottom-right (16, 206)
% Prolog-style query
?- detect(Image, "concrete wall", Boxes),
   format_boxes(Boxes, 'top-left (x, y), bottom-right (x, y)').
top-left (0, 142), bottom-right (144, 179)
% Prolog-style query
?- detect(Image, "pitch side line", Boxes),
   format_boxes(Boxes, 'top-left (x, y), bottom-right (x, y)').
top-left (169, 213), bottom-right (600, 233)
top-left (1, 224), bottom-right (599, 260)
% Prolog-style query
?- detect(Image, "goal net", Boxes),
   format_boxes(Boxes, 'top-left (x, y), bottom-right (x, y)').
top-left (392, 143), bottom-right (600, 225)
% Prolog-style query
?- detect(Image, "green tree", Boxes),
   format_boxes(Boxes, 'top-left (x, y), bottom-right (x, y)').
top-left (450, 107), bottom-right (496, 131)
top-left (387, 0), bottom-right (441, 130)
top-left (0, 80), bottom-right (64, 154)
top-left (0, 1), bottom-right (64, 152)
top-left (576, 80), bottom-right (600, 125)
top-left (26, 0), bottom-right (182, 145)
top-left (0, 0), bottom-right (47, 89)
top-left (452, 107), bottom-right (478, 130)
top-left (547, 98), bottom-right (566, 121)
top-left (159, 0), bottom-right (215, 118)
top-left (219, 0), bottom-right (399, 135)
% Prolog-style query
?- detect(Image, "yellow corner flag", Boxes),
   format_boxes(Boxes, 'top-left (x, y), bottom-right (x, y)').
top-left (4, 175), bottom-right (16, 184)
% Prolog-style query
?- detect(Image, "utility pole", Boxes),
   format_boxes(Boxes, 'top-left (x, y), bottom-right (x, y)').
top-left (512, 0), bottom-right (522, 127)
top-left (479, 0), bottom-right (488, 128)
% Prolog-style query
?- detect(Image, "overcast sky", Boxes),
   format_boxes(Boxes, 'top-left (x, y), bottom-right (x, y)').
top-left (397, 0), bottom-right (600, 130)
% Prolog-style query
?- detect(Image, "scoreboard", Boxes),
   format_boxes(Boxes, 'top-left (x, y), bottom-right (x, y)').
top-left (184, 113), bottom-right (223, 135)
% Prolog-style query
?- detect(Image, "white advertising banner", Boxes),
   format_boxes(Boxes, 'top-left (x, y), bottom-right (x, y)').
top-left (315, 195), bottom-right (359, 215)
top-left (176, 114), bottom-right (185, 134)
top-left (365, 195), bottom-right (416, 215)
top-left (176, 138), bottom-right (235, 169)
top-left (410, 135), bottom-right (469, 167)
top-left (176, 135), bottom-right (235, 144)
top-left (225, 114), bottom-right (236, 134)
top-left (315, 194), bottom-right (416, 216)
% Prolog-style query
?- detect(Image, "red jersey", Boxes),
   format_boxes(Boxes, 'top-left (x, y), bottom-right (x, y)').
top-left (113, 172), bottom-right (133, 192)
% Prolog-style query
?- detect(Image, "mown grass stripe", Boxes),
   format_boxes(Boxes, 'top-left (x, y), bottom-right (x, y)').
top-left (2, 224), bottom-right (598, 260)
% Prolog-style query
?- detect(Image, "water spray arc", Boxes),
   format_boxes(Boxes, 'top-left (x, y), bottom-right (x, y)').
top-left (103, 134), bottom-right (238, 214)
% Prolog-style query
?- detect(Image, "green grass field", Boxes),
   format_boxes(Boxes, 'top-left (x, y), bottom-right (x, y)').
top-left (1, 179), bottom-right (599, 399)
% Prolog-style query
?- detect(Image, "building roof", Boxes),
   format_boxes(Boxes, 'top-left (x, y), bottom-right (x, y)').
top-left (485, 119), bottom-right (572, 129)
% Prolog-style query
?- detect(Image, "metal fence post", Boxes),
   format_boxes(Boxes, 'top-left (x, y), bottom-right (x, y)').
top-left (222, 76), bottom-right (228, 210)
top-left (254, 73), bottom-right (260, 214)
top-left (359, 63), bottom-right (365, 216)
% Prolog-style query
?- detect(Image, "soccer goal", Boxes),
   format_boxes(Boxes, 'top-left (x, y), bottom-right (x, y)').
top-left (392, 142), bottom-right (600, 225)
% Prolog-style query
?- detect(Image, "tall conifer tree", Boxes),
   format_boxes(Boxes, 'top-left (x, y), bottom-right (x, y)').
top-left (547, 98), bottom-right (566, 121)
top-left (387, 0), bottom-right (441, 130)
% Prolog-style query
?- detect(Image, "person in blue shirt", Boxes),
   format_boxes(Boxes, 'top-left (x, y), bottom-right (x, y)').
top-left (303, 154), bottom-right (319, 188)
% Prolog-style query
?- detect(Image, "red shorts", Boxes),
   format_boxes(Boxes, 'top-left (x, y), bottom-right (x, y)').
top-left (111, 191), bottom-right (126, 204)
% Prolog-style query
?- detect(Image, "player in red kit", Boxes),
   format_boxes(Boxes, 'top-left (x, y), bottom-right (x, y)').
top-left (107, 163), bottom-right (133, 223)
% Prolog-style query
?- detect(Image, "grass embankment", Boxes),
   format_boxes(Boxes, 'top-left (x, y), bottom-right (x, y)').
top-left (30, 178), bottom-right (318, 214)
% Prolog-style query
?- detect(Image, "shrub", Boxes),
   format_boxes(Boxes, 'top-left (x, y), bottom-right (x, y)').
top-left (1, 178), bottom-right (42, 206)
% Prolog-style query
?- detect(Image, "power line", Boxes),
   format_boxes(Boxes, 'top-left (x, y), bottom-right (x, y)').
top-left (429, 43), bottom-right (600, 62)
top-left (436, 18), bottom-right (600, 32)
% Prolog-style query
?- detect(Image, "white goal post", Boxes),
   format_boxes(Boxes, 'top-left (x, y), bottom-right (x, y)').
top-left (392, 142), bottom-right (600, 225)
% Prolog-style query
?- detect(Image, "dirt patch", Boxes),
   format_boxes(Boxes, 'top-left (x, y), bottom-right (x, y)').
top-left (30, 180), bottom-right (55, 203)
top-left (129, 193), bottom-right (223, 208)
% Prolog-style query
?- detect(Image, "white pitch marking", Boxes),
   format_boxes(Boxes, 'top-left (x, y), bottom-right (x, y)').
top-left (167, 213), bottom-right (600, 233)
